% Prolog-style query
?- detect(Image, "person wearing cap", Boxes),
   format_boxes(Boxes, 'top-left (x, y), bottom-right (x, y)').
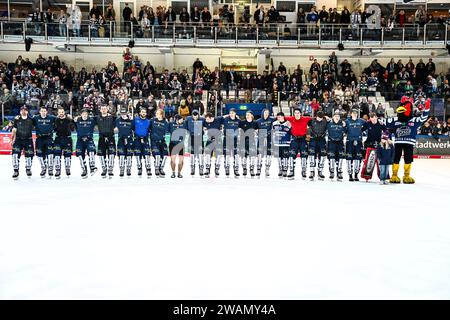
top-left (169, 114), bottom-right (187, 178)
top-left (256, 108), bottom-right (275, 177)
top-left (11, 106), bottom-right (34, 179)
top-left (74, 109), bottom-right (98, 178)
top-left (185, 110), bottom-right (205, 176)
top-left (238, 110), bottom-right (258, 177)
top-left (32, 106), bottom-right (56, 178)
top-left (222, 108), bottom-right (241, 177)
top-left (345, 108), bottom-right (366, 181)
top-left (326, 111), bottom-right (346, 180)
top-left (285, 108), bottom-right (312, 179)
top-left (115, 107), bottom-right (133, 177)
top-left (149, 109), bottom-right (170, 177)
top-left (271, 112), bottom-right (292, 178)
top-left (306, 110), bottom-right (328, 180)
top-left (377, 130), bottom-right (395, 185)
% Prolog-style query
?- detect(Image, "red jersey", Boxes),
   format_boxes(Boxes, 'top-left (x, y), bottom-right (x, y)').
top-left (285, 116), bottom-right (312, 137)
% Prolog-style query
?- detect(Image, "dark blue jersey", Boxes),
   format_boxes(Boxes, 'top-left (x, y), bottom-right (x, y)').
top-left (132, 116), bottom-right (151, 138)
top-left (75, 117), bottom-right (96, 138)
top-left (33, 115), bottom-right (56, 136)
top-left (149, 118), bottom-right (170, 141)
top-left (386, 109), bottom-right (429, 145)
top-left (204, 117), bottom-right (223, 139)
top-left (115, 117), bottom-right (133, 138)
top-left (185, 116), bottom-right (204, 137)
top-left (327, 120), bottom-right (345, 141)
top-left (345, 118), bottom-right (366, 141)
top-left (169, 122), bottom-right (186, 143)
top-left (222, 116), bottom-right (241, 137)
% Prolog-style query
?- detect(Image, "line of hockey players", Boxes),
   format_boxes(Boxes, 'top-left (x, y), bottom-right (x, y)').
top-left (10, 102), bottom-right (406, 182)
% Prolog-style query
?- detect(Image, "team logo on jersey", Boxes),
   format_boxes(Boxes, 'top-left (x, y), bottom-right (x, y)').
top-left (396, 127), bottom-right (411, 137)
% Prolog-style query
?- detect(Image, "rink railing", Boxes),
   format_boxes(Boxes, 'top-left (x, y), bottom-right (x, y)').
top-left (1, 22), bottom-right (449, 49)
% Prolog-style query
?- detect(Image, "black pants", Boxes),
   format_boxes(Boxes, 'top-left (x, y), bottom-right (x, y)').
top-left (394, 143), bottom-right (414, 164)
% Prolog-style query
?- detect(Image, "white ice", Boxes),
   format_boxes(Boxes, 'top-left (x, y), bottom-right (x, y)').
top-left (0, 155), bottom-right (449, 300)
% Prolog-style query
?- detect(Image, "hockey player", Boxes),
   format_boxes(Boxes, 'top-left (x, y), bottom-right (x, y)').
top-left (33, 106), bottom-right (56, 178)
top-left (132, 108), bottom-right (152, 177)
top-left (345, 109), bottom-right (365, 181)
top-left (150, 109), bottom-right (170, 177)
top-left (222, 108), bottom-right (241, 177)
top-left (285, 108), bottom-right (312, 179)
top-left (203, 112), bottom-right (223, 178)
top-left (185, 110), bottom-right (205, 177)
top-left (256, 108), bottom-right (275, 177)
top-left (272, 112), bottom-right (292, 178)
top-left (169, 114), bottom-right (186, 178)
top-left (326, 111), bottom-right (346, 181)
top-left (386, 97), bottom-right (430, 183)
top-left (115, 108), bottom-right (134, 177)
top-left (96, 104), bottom-right (116, 178)
top-left (239, 110), bottom-right (258, 177)
top-left (74, 109), bottom-right (98, 178)
top-left (11, 106), bottom-right (34, 179)
top-left (307, 110), bottom-right (328, 180)
top-left (53, 108), bottom-right (74, 178)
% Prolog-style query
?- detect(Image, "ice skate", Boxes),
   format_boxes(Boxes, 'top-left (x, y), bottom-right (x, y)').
top-left (90, 166), bottom-right (97, 176)
top-left (309, 171), bottom-right (315, 181)
top-left (40, 168), bottom-right (46, 178)
top-left (66, 169), bottom-right (71, 177)
top-left (12, 170), bottom-right (19, 180)
top-left (337, 172), bottom-right (343, 181)
top-left (55, 170), bottom-right (61, 179)
top-left (318, 170), bottom-right (325, 181)
top-left (26, 169), bottom-right (32, 177)
top-left (81, 168), bottom-right (88, 178)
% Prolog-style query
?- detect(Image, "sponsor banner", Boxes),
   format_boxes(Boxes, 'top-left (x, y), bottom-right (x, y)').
top-left (69, 37), bottom-right (88, 42)
top-left (29, 36), bottom-right (45, 41)
top-left (48, 36), bottom-right (67, 41)
top-left (134, 38), bottom-right (153, 44)
top-left (91, 38), bottom-right (110, 43)
top-left (112, 38), bottom-right (130, 43)
top-left (196, 39), bottom-right (215, 44)
top-left (425, 41), bottom-right (444, 46)
top-left (155, 38), bottom-right (174, 43)
top-left (404, 40), bottom-right (423, 45)
top-left (383, 41), bottom-right (402, 46)
top-left (299, 40), bottom-right (319, 45)
top-left (175, 38), bottom-right (194, 44)
top-left (342, 40), bottom-right (360, 46)
top-left (237, 40), bottom-right (257, 44)
top-left (217, 39), bottom-right (236, 44)
top-left (362, 41), bottom-right (381, 46)
top-left (414, 136), bottom-right (450, 156)
top-left (4, 35), bottom-right (24, 40)
top-left (279, 40), bottom-right (297, 46)
top-left (321, 41), bottom-right (339, 45)
top-left (259, 40), bottom-right (278, 45)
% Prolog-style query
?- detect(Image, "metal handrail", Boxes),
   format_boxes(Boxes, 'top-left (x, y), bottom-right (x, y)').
top-left (1, 21), bottom-right (448, 49)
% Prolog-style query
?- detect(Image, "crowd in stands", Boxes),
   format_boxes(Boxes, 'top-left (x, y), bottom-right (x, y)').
top-left (1, 50), bottom-right (450, 129)
top-left (18, 3), bottom-right (450, 39)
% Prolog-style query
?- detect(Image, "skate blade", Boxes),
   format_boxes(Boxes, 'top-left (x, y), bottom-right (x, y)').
top-left (82, 176), bottom-right (88, 179)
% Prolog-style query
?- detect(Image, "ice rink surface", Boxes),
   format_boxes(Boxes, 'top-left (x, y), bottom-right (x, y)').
top-left (0, 156), bottom-right (449, 299)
